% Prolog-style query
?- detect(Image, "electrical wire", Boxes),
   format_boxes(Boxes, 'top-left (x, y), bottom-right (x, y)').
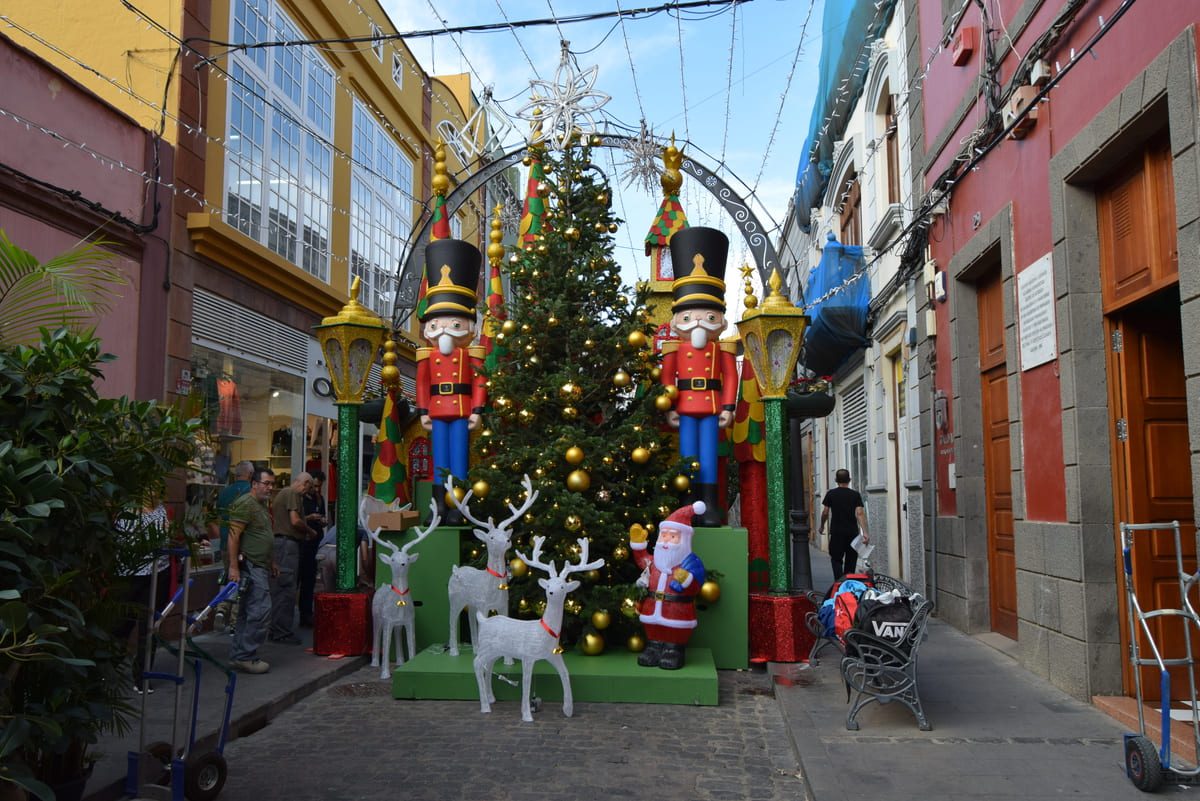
top-left (718, 1), bottom-right (739, 167)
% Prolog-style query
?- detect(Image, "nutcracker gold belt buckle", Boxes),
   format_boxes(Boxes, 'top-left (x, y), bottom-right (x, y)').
top-left (437, 382), bottom-right (454, 394)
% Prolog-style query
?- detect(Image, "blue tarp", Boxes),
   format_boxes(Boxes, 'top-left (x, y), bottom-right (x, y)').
top-left (793, 0), bottom-right (898, 232)
top-left (801, 234), bottom-right (869, 376)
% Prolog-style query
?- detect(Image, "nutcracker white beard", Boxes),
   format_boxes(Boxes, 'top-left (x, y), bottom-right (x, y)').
top-left (673, 318), bottom-right (724, 349)
top-left (652, 537), bottom-right (692, 574)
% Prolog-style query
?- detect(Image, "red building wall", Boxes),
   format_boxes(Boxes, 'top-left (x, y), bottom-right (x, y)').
top-left (920, 0), bottom-right (1200, 522)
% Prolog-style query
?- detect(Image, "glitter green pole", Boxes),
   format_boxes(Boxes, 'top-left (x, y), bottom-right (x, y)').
top-left (336, 402), bottom-right (359, 593)
top-left (765, 397), bottom-right (790, 593)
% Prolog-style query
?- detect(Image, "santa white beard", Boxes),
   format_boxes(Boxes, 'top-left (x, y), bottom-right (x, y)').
top-left (653, 539), bottom-right (692, 574)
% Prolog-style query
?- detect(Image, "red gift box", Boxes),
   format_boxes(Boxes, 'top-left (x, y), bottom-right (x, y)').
top-left (314, 591), bottom-right (372, 656)
top-left (749, 592), bottom-right (817, 663)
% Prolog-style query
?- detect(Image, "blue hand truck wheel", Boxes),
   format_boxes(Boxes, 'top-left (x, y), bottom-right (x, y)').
top-left (184, 751), bottom-right (227, 801)
top-left (1125, 734), bottom-right (1163, 792)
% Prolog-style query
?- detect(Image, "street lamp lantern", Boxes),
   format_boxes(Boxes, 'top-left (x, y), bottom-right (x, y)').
top-left (315, 277), bottom-right (389, 604)
top-left (737, 269), bottom-right (809, 400)
top-left (737, 268), bottom-right (809, 595)
top-left (315, 276), bottom-right (390, 404)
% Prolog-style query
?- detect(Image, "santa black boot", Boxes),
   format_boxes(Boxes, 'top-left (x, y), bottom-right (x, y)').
top-left (659, 643), bottom-right (686, 670)
top-left (638, 640), bottom-right (665, 667)
top-left (694, 485), bottom-right (722, 527)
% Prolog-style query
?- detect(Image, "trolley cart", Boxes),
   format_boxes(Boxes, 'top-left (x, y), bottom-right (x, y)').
top-left (1120, 521), bottom-right (1200, 792)
top-left (126, 549), bottom-right (240, 801)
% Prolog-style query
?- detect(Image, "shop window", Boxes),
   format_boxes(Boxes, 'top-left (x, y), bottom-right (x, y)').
top-left (884, 96), bottom-right (900, 205)
top-left (350, 98), bottom-right (413, 317)
top-left (839, 168), bottom-right (862, 247)
top-left (225, 0), bottom-right (333, 281)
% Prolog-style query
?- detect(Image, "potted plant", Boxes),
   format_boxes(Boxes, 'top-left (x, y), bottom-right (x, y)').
top-left (0, 238), bottom-right (197, 801)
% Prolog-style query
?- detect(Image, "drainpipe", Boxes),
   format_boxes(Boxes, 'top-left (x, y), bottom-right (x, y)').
top-left (928, 350), bottom-right (938, 610)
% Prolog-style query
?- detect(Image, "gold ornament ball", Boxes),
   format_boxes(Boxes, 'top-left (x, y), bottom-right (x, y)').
top-left (608, 222), bottom-right (619, 233)
top-left (673, 474), bottom-right (691, 492)
top-left (584, 339), bottom-right (596, 349)
top-left (445, 486), bottom-right (466, 506)
top-left (666, 385), bottom-right (679, 401)
top-left (468, 546), bottom-right (481, 560)
top-left (510, 557), bottom-right (529, 578)
top-left (658, 504), bottom-right (671, 517)
top-left (547, 315), bottom-right (559, 327)
top-left (528, 355), bottom-right (540, 365)
top-left (381, 364), bottom-right (400, 385)
top-left (559, 382), bottom-right (581, 402)
top-left (564, 597), bottom-right (583, 616)
top-left (561, 406), bottom-right (579, 420)
top-left (536, 244), bottom-right (548, 255)
top-left (517, 597), bottom-right (531, 614)
top-left (613, 370), bottom-right (632, 388)
top-left (501, 319), bottom-right (518, 335)
top-left (620, 597), bottom-right (639, 618)
top-left (471, 480), bottom-right (490, 499)
top-left (631, 447), bottom-right (650, 464)
top-left (494, 396), bottom-right (512, 411)
top-left (654, 394), bottom-right (673, 412)
top-left (602, 455), bottom-right (614, 466)
top-left (565, 446), bottom-right (584, 464)
top-left (522, 155), bottom-right (533, 167)
top-left (591, 609), bottom-right (612, 630)
top-left (612, 544), bottom-right (629, 561)
top-left (650, 366), bottom-right (663, 380)
top-left (596, 191), bottom-right (609, 205)
top-left (594, 222), bottom-right (607, 233)
top-left (518, 409), bottom-right (534, 424)
top-left (581, 632), bottom-right (605, 656)
top-left (627, 330), bottom-right (648, 349)
top-left (584, 569), bottom-right (601, 583)
top-left (565, 514), bottom-right (583, 532)
top-left (566, 469), bottom-right (591, 492)
top-left (564, 226), bottom-right (581, 242)
top-left (627, 633), bottom-right (646, 653)
top-left (700, 580), bottom-right (722, 604)
top-left (534, 599), bottom-right (547, 616)
top-left (690, 460), bottom-right (702, 473)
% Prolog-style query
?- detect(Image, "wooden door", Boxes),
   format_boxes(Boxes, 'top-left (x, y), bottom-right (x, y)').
top-left (978, 269), bottom-right (1017, 639)
top-left (1109, 291), bottom-right (1195, 700)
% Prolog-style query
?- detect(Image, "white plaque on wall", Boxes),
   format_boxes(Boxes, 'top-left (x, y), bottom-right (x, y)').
top-left (1017, 252), bottom-right (1058, 371)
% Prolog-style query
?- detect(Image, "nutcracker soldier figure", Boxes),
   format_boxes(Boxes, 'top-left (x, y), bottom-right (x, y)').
top-left (661, 226), bottom-right (737, 527)
top-left (416, 238), bottom-right (486, 526)
top-left (630, 501), bottom-right (707, 670)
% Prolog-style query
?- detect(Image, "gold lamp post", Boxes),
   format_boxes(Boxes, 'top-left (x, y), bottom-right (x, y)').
top-left (736, 268), bottom-right (809, 593)
top-left (314, 277), bottom-right (390, 592)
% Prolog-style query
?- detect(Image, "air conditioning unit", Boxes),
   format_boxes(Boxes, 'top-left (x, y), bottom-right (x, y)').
top-left (1029, 59), bottom-right (1052, 87)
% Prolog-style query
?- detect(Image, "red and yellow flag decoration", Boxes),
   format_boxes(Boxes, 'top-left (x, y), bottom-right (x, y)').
top-left (479, 206), bottom-right (507, 369)
top-left (367, 386), bottom-right (410, 504)
top-left (416, 140), bottom-right (454, 321)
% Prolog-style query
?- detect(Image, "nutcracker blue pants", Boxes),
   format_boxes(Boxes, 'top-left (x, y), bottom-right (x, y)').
top-left (432, 417), bottom-right (469, 484)
top-left (678, 414), bottom-right (718, 483)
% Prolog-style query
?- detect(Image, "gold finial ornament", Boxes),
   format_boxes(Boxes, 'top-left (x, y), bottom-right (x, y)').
top-left (432, 138), bottom-right (450, 198)
top-left (381, 339), bottom-right (400, 388)
top-left (661, 134), bottom-right (683, 196)
top-left (488, 204), bottom-right (505, 265)
top-left (760, 269), bottom-right (793, 312)
top-left (741, 264), bottom-right (759, 310)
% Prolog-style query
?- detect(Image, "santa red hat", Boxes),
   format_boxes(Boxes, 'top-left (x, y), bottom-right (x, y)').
top-left (660, 500), bottom-right (706, 540)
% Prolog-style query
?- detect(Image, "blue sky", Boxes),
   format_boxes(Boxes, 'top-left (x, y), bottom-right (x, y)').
top-left (384, 0), bottom-right (827, 293)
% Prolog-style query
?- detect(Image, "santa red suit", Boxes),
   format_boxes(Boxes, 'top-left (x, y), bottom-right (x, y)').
top-left (632, 502), bottom-right (707, 670)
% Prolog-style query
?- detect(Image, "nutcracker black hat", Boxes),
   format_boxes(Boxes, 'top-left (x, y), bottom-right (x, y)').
top-left (668, 226), bottom-right (729, 313)
top-left (420, 238), bottom-right (482, 321)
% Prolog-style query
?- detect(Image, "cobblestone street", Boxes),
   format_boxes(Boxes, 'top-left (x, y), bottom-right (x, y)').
top-left (214, 667), bottom-right (804, 801)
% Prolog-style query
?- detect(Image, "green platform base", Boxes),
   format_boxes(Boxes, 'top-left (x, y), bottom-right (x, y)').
top-left (376, 525), bottom-right (466, 657)
top-left (391, 644), bottom-right (718, 706)
top-left (690, 527), bottom-right (749, 669)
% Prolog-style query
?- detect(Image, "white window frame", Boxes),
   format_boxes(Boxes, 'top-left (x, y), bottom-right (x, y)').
top-left (371, 23), bottom-right (384, 61)
top-left (392, 52), bottom-right (404, 88)
top-left (350, 99), bottom-right (414, 318)
top-left (225, 0), bottom-right (333, 281)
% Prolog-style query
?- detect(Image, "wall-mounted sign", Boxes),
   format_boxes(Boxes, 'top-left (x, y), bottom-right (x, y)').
top-left (1017, 252), bottom-right (1058, 371)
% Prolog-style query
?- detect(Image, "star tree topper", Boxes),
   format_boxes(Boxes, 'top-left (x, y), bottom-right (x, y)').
top-left (437, 86), bottom-right (518, 166)
top-left (515, 40), bottom-right (610, 151)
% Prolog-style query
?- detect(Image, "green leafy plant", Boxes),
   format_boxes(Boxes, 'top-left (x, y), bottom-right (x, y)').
top-left (0, 230), bottom-right (126, 347)
top-left (0, 329), bottom-right (197, 800)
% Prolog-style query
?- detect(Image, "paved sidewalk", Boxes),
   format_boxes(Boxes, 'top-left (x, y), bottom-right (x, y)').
top-left (85, 626), bottom-right (367, 801)
top-left (774, 546), bottom-right (1196, 800)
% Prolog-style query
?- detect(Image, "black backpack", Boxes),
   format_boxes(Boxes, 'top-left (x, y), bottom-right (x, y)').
top-left (853, 595), bottom-right (915, 648)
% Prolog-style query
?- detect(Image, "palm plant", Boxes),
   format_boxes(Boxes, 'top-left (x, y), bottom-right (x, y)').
top-left (0, 230), bottom-right (127, 346)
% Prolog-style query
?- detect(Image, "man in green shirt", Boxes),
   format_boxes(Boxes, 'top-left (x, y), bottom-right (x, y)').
top-left (268, 471), bottom-right (313, 644)
top-left (227, 468), bottom-right (277, 674)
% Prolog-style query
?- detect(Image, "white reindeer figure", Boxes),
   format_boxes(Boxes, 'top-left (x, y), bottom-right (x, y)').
top-left (369, 500), bottom-right (440, 679)
top-left (446, 475), bottom-right (539, 657)
top-left (473, 536), bottom-right (605, 722)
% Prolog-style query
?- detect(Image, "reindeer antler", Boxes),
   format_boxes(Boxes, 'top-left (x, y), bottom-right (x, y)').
top-left (497, 475), bottom-right (539, 531)
top-left (517, 535), bottom-right (557, 576)
top-left (400, 497), bottom-right (441, 555)
top-left (368, 523), bottom-right (399, 557)
top-left (445, 476), bottom-right (494, 530)
top-left (560, 538), bottom-right (605, 578)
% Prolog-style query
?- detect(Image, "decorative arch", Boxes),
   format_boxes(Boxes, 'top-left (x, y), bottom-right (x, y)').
top-left (391, 134), bottom-right (784, 327)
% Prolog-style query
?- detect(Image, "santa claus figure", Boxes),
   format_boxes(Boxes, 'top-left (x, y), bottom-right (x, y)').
top-left (630, 501), bottom-right (707, 670)
top-left (415, 238), bottom-right (486, 525)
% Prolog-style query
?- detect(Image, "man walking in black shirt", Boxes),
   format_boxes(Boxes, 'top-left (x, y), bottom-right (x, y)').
top-left (820, 469), bottom-right (870, 579)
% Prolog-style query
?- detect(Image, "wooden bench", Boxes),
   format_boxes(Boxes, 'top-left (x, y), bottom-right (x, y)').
top-left (839, 577), bottom-right (933, 731)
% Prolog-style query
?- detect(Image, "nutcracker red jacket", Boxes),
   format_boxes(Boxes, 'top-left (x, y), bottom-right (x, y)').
top-left (415, 345), bottom-right (487, 420)
top-left (661, 339), bottom-right (738, 417)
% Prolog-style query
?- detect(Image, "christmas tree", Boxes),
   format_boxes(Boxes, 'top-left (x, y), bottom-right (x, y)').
top-left (466, 131), bottom-right (680, 653)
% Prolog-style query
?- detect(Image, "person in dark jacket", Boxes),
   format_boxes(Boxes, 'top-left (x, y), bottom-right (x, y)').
top-left (820, 469), bottom-right (870, 579)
